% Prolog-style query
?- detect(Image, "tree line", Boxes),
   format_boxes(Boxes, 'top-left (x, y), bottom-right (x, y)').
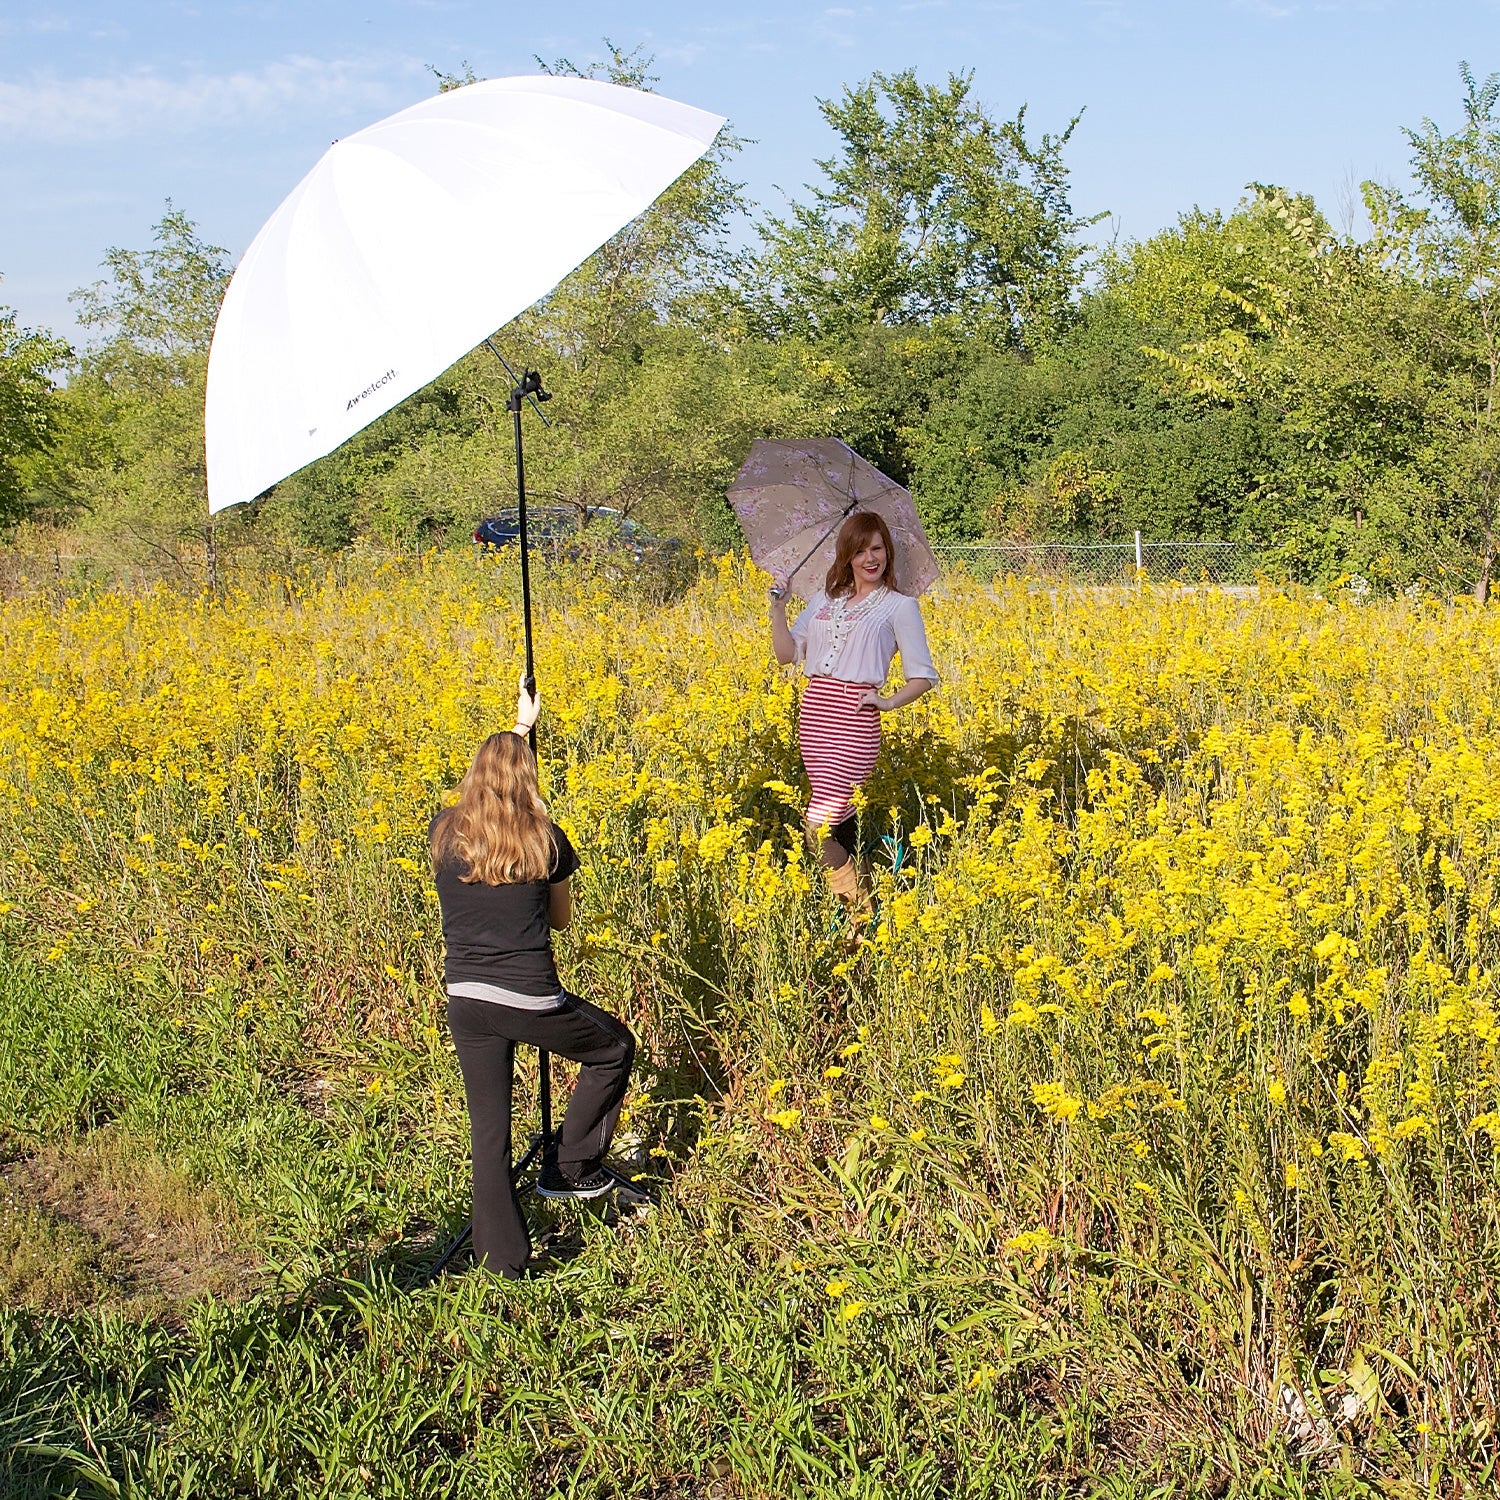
top-left (3, 48), bottom-right (1498, 593)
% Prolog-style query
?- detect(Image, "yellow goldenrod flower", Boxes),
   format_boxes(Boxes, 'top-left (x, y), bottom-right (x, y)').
top-left (1004, 1228), bottom-right (1056, 1255)
top-left (1328, 1131), bottom-right (1366, 1162)
top-left (1032, 1081), bottom-right (1083, 1122)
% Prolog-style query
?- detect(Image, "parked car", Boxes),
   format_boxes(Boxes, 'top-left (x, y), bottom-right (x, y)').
top-left (472, 507), bottom-right (579, 554)
top-left (589, 508), bottom-right (687, 569)
top-left (473, 506), bottom-right (685, 571)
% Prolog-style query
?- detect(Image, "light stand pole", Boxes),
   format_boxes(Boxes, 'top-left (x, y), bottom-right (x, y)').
top-left (508, 364), bottom-right (546, 712)
top-left (504, 362), bottom-right (559, 1188)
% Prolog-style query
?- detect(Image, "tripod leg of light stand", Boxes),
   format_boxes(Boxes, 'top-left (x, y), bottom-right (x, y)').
top-left (419, 1123), bottom-right (557, 1284)
top-left (538, 1050), bottom-right (556, 1177)
top-left (422, 1219), bottom-right (472, 1282)
top-left (598, 1161), bottom-right (658, 1206)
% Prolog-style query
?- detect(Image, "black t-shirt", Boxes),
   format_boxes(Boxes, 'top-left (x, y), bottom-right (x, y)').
top-left (430, 816), bottom-right (580, 995)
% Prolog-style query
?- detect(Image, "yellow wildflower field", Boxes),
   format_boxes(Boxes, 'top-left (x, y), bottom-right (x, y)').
top-left (3, 551), bottom-right (1499, 1455)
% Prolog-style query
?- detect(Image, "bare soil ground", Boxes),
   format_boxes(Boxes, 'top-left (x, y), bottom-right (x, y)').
top-left (0, 1135), bottom-right (261, 1315)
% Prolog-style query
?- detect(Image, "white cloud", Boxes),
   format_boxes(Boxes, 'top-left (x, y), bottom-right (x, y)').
top-left (657, 42), bottom-right (709, 67)
top-left (0, 55), bottom-right (409, 143)
top-left (1229, 0), bottom-right (1298, 16)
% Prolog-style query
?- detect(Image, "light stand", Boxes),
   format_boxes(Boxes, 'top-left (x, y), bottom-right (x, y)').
top-left (502, 358), bottom-right (560, 1206)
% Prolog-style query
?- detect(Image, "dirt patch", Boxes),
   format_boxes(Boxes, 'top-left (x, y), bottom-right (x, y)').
top-left (0, 1196), bottom-right (120, 1313)
top-left (0, 1135), bottom-right (262, 1315)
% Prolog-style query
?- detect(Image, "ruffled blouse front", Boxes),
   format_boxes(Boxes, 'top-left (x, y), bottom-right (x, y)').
top-left (790, 587), bottom-right (939, 685)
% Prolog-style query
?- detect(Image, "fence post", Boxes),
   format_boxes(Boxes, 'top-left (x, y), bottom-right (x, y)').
top-left (1134, 530), bottom-right (1143, 583)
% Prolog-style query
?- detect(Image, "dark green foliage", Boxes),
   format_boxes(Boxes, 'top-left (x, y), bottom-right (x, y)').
top-left (18, 57), bottom-right (1500, 589)
top-left (909, 304), bottom-right (1276, 544)
top-left (0, 296), bottom-right (70, 527)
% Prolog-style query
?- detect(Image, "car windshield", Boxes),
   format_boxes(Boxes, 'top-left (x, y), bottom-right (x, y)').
top-left (481, 508), bottom-right (577, 539)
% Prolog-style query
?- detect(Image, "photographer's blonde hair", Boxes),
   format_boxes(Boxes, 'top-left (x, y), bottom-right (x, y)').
top-left (430, 732), bottom-right (556, 884)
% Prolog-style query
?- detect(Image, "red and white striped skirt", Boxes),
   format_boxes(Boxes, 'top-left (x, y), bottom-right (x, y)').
top-left (798, 676), bottom-right (882, 828)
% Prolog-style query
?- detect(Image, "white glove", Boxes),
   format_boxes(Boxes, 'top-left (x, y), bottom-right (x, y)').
top-left (513, 678), bottom-right (540, 735)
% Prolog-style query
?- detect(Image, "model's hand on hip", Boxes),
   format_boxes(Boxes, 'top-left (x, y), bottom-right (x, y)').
top-left (857, 689), bottom-right (889, 712)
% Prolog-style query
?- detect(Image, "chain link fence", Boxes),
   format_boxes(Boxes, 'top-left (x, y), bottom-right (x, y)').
top-left (933, 535), bottom-right (1259, 586)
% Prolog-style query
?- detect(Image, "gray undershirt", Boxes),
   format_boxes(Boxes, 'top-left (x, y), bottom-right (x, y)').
top-left (447, 980), bottom-right (565, 1012)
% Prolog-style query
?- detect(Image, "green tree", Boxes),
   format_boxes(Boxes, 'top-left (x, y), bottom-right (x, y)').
top-left (64, 206), bottom-right (231, 543)
top-left (1090, 68), bottom-right (1500, 592)
top-left (1096, 183), bottom-right (1463, 584)
top-left (1365, 64), bottom-right (1500, 598)
top-left (907, 298), bottom-right (1276, 544)
top-left (747, 70), bottom-right (1093, 347)
top-left (0, 290), bottom-right (70, 526)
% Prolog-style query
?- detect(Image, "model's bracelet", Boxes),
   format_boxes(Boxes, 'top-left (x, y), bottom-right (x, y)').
top-left (511, 723), bottom-right (530, 736)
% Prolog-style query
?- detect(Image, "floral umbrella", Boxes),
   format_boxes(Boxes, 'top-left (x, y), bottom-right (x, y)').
top-left (726, 438), bottom-right (940, 600)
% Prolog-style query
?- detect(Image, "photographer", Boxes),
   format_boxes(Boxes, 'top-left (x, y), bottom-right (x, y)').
top-left (430, 683), bottom-right (635, 1279)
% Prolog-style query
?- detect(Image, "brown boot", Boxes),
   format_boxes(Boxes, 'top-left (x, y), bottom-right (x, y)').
top-left (827, 860), bottom-right (874, 945)
top-left (827, 860), bottom-right (860, 903)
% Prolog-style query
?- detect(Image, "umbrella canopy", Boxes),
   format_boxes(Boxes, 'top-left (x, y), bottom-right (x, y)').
top-left (206, 76), bottom-right (725, 513)
top-left (727, 438), bottom-right (940, 600)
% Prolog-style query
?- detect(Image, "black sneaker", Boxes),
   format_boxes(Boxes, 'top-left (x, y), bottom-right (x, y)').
top-left (536, 1165), bottom-right (613, 1200)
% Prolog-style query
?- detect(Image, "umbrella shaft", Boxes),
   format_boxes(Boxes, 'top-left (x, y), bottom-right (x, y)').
top-left (787, 498), bottom-right (859, 593)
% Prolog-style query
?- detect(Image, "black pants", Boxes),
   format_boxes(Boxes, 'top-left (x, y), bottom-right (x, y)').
top-left (446, 991), bottom-right (635, 1278)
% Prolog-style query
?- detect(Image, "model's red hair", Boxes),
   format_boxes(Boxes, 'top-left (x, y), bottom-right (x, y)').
top-left (430, 732), bottom-right (556, 884)
top-left (825, 511), bottom-right (896, 599)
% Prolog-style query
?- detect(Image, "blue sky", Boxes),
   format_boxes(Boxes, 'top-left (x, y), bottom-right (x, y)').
top-left (2, 0), bottom-right (1497, 345)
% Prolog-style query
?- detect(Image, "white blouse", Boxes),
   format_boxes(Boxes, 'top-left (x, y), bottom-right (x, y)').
top-left (790, 587), bottom-right (939, 685)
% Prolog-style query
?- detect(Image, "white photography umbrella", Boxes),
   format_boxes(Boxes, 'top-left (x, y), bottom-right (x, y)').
top-left (205, 75), bottom-right (726, 513)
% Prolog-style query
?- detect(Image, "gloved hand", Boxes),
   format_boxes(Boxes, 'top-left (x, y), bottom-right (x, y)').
top-left (513, 677), bottom-right (541, 735)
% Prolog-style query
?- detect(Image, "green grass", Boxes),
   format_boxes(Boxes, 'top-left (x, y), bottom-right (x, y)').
top-left (0, 1202), bottom-right (119, 1314)
top-left (0, 946), bottom-right (1430, 1499)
